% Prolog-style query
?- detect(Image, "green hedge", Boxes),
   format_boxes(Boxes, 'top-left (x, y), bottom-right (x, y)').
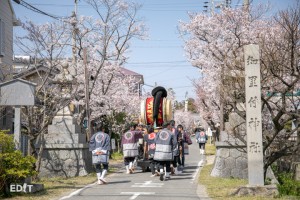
top-left (0, 130), bottom-right (37, 197)
top-left (277, 172), bottom-right (300, 197)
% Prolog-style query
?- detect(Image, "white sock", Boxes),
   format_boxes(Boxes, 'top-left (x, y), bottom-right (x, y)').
top-left (200, 149), bottom-right (202, 155)
top-left (174, 167), bottom-right (178, 174)
top-left (160, 168), bottom-right (164, 174)
top-left (126, 165), bottom-right (129, 173)
top-left (97, 172), bottom-right (101, 180)
top-left (100, 170), bottom-right (107, 179)
top-left (129, 162), bottom-right (133, 169)
top-left (165, 172), bottom-right (170, 178)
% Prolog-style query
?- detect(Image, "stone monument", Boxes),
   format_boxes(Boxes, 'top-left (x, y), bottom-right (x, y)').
top-left (244, 44), bottom-right (264, 186)
top-left (39, 63), bottom-right (92, 178)
top-left (211, 45), bottom-right (278, 197)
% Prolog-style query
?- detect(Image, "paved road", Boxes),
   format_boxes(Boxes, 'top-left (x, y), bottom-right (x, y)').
top-left (60, 142), bottom-right (209, 200)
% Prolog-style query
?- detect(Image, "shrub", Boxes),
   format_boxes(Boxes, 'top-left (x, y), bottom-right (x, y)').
top-left (277, 172), bottom-right (300, 197)
top-left (0, 130), bottom-right (37, 197)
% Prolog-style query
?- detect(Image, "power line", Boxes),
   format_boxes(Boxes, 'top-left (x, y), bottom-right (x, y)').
top-left (30, 2), bottom-right (204, 7)
top-left (28, 2), bottom-right (203, 12)
top-left (133, 45), bottom-right (182, 48)
top-left (127, 65), bottom-right (194, 69)
top-left (13, 0), bottom-right (70, 20)
top-left (128, 60), bottom-right (187, 64)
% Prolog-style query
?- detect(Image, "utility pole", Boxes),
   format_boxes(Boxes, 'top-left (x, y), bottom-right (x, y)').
top-left (225, 0), bottom-right (231, 7)
top-left (220, 65), bottom-right (225, 131)
top-left (243, 0), bottom-right (250, 12)
top-left (83, 48), bottom-right (91, 141)
top-left (211, 0), bottom-right (215, 15)
top-left (184, 91), bottom-right (188, 112)
top-left (72, 0), bottom-right (78, 67)
top-left (203, 0), bottom-right (231, 15)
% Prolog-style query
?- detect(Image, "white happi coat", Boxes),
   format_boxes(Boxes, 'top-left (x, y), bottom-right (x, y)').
top-left (121, 130), bottom-right (143, 158)
top-left (154, 128), bottom-right (177, 161)
top-left (89, 131), bottom-right (111, 164)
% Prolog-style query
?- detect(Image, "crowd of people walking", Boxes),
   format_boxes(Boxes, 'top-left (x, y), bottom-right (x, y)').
top-left (89, 120), bottom-right (208, 185)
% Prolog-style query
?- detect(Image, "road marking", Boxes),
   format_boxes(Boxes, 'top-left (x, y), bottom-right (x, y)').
top-left (121, 192), bottom-right (155, 200)
top-left (59, 182), bottom-right (96, 200)
top-left (192, 160), bottom-right (203, 181)
top-left (131, 180), bottom-right (164, 187)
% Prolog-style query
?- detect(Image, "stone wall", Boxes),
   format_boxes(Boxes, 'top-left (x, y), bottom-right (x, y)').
top-left (38, 111), bottom-right (93, 178)
top-left (211, 141), bottom-right (248, 179)
top-left (38, 144), bottom-right (93, 178)
top-left (211, 131), bottom-right (278, 184)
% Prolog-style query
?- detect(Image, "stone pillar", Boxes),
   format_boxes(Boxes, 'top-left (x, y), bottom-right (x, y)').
top-left (244, 44), bottom-right (264, 186)
top-left (38, 63), bottom-right (92, 178)
top-left (38, 105), bottom-right (92, 178)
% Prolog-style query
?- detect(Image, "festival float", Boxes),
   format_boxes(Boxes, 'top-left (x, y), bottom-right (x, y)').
top-left (138, 86), bottom-right (173, 171)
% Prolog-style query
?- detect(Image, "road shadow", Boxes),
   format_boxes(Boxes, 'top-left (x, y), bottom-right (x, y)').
top-left (183, 165), bottom-right (198, 170)
top-left (171, 173), bottom-right (193, 176)
top-left (107, 180), bottom-right (131, 185)
top-left (182, 170), bottom-right (197, 173)
top-left (168, 177), bottom-right (194, 180)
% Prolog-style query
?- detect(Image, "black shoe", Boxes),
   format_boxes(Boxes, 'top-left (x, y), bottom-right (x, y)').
top-left (160, 173), bottom-right (164, 181)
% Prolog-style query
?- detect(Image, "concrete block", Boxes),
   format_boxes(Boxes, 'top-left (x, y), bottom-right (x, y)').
top-left (230, 148), bottom-right (242, 158)
top-left (220, 148), bottom-right (230, 158)
top-left (224, 157), bottom-right (235, 169)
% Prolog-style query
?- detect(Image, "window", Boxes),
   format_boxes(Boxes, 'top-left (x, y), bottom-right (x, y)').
top-left (2, 107), bottom-right (7, 126)
top-left (0, 19), bottom-right (5, 56)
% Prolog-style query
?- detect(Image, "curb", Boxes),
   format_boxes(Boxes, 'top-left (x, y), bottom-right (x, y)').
top-left (196, 155), bottom-right (215, 200)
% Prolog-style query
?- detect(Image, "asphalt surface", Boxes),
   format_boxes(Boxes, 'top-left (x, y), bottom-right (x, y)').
top-left (59, 142), bottom-right (210, 200)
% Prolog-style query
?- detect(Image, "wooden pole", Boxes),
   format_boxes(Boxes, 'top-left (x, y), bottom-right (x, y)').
top-left (83, 48), bottom-right (91, 141)
top-left (14, 106), bottom-right (21, 150)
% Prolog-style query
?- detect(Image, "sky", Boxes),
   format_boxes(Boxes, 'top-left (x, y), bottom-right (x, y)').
top-left (11, 0), bottom-right (298, 101)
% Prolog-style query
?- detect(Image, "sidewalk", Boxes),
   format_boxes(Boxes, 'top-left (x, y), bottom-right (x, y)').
top-left (196, 155), bottom-right (215, 200)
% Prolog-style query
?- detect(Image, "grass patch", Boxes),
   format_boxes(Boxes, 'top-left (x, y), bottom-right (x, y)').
top-left (4, 173), bottom-right (97, 200)
top-left (205, 144), bottom-right (216, 155)
top-left (199, 164), bottom-right (250, 199)
top-left (111, 151), bottom-right (123, 161)
top-left (4, 158), bottom-right (123, 200)
top-left (199, 165), bottom-right (270, 200)
top-left (199, 164), bottom-right (297, 200)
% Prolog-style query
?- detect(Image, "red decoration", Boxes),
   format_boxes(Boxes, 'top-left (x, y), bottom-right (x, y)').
top-left (145, 97), bottom-right (164, 126)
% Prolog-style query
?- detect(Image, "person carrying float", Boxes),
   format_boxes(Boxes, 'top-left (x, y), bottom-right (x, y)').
top-left (143, 125), bottom-right (159, 177)
top-left (154, 121), bottom-right (177, 181)
top-left (121, 123), bottom-right (143, 174)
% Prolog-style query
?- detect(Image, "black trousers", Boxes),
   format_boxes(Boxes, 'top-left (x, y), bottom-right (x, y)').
top-left (157, 161), bottom-right (171, 173)
top-left (94, 163), bottom-right (108, 173)
top-left (149, 158), bottom-right (157, 174)
top-left (199, 143), bottom-right (206, 150)
top-left (124, 157), bottom-right (135, 166)
top-left (172, 156), bottom-right (179, 168)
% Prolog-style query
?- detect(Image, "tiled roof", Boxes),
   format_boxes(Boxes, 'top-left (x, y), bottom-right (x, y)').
top-left (120, 67), bottom-right (142, 76)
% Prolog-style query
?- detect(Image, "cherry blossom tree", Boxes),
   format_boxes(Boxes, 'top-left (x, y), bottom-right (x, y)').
top-left (15, 21), bottom-right (72, 163)
top-left (14, 0), bottom-right (146, 173)
top-left (72, 0), bottom-right (145, 138)
top-left (174, 110), bottom-right (195, 133)
top-left (180, 3), bottom-right (300, 178)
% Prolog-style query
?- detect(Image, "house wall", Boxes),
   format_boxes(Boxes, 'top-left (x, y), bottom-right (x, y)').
top-left (0, 0), bottom-right (14, 81)
top-left (0, 0), bottom-right (15, 133)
